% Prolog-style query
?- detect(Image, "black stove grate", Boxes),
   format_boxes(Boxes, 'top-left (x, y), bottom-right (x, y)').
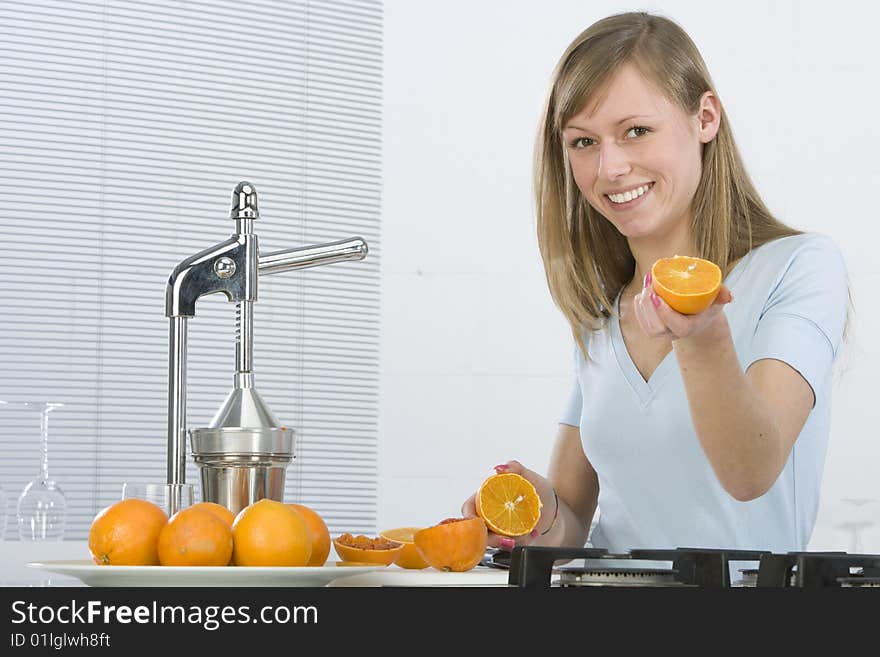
top-left (500, 546), bottom-right (880, 588)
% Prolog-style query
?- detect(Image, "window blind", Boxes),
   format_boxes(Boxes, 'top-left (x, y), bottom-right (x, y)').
top-left (0, 0), bottom-right (383, 540)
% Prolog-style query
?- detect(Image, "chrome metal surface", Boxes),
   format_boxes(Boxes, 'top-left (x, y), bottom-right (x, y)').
top-left (190, 427), bottom-right (294, 455)
top-left (230, 181), bottom-right (259, 220)
top-left (165, 235), bottom-right (251, 318)
top-left (204, 386), bottom-right (282, 431)
top-left (195, 460), bottom-right (289, 516)
top-left (555, 567), bottom-right (688, 588)
top-left (190, 426), bottom-right (295, 514)
top-left (258, 237), bottom-right (368, 275)
top-left (166, 317), bottom-right (187, 487)
top-left (214, 257), bottom-right (236, 279)
top-left (235, 301), bottom-right (253, 377)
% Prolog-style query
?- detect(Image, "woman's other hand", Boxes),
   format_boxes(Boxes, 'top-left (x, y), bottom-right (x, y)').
top-left (460, 460), bottom-right (556, 551)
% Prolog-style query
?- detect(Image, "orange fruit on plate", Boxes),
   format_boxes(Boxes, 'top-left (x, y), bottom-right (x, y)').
top-left (414, 517), bottom-right (488, 572)
top-left (333, 533), bottom-right (403, 566)
top-left (88, 498), bottom-right (169, 566)
top-left (287, 503), bottom-right (331, 567)
top-left (189, 502), bottom-right (236, 565)
top-left (475, 472), bottom-right (543, 537)
top-left (379, 527), bottom-right (429, 569)
top-left (157, 506), bottom-right (233, 566)
top-left (190, 501), bottom-right (236, 528)
top-left (231, 499), bottom-right (312, 567)
top-left (651, 255), bottom-right (722, 315)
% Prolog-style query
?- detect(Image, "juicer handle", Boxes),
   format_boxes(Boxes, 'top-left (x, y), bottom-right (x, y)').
top-left (258, 237), bottom-right (368, 275)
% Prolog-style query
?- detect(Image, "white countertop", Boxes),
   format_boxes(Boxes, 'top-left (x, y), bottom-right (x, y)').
top-left (0, 540), bottom-right (88, 586)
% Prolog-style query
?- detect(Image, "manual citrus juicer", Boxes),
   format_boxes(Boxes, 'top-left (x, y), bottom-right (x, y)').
top-left (164, 181), bottom-right (368, 516)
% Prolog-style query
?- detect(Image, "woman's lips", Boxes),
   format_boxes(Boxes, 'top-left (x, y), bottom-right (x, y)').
top-left (605, 182), bottom-right (654, 210)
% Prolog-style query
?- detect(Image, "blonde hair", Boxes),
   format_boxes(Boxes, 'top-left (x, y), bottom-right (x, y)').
top-left (534, 12), bottom-right (801, 355)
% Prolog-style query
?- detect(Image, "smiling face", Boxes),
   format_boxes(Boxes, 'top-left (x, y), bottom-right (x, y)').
top-left (561, 64), bottom-right (719, 244)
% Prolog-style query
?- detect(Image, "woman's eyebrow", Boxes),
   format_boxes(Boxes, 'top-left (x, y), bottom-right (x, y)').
top-left (563, 114), bottom-right (655, 132)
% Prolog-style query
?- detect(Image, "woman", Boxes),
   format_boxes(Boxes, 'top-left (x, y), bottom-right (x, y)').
top-left (461, 12), bottom-right (849, 554)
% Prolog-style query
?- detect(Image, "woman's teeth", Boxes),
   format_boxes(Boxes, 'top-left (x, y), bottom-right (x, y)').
top-left (607, 183), bottom-right (652, 204)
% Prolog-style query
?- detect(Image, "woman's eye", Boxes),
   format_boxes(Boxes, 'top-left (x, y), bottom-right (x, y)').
top-left (570, 137), bottom-right (595, 149)
top-left (626, 126), bottom-right (649, 138)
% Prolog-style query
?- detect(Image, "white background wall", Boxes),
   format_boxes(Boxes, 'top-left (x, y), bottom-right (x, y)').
top-left (378, 0), bottom-right (880, 552)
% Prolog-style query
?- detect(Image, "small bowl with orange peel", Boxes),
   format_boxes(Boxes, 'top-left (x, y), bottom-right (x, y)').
top-left (651, 255), bottom-right (722, 315)
top-left (333, 533), bottom-right (404, 566)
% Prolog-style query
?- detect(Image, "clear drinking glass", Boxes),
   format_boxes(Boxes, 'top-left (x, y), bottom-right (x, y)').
top-left (121, 482), bottom-right (195, 516)
top-left (15, 401), bottom-right (66, 541)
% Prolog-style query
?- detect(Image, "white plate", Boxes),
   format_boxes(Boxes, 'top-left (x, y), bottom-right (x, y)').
top-left (27, 560), bottom-right (387, 587)
top-left (326, 567), bottom-right (510, 587)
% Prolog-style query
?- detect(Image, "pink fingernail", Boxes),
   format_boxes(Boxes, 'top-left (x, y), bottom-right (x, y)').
top-left (499, 537), bottom-right (515, 550)
top-left (529, 529), bottom-right (538, 538)
top-left (646, 271), bottom-right (652, 286)
top-left (650, 292), bottom-right (660, 308)
top-left (494, 464), bottom-right (509, 472)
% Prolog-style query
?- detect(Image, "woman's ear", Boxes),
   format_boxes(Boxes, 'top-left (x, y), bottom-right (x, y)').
top-left (696, 90), bottom-right (721, 143)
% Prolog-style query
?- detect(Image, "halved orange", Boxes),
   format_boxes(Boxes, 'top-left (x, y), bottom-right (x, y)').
top-left (413, 518), bottom-right (488, 572)
top-left (651, 255), bottom-right (722, 315)
top-left (379, 527), bottom-right (429, 569)
top-left (475, 472), bottom-right (542, 537)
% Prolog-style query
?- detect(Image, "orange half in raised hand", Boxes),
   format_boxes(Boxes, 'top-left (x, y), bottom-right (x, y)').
top-left (475, 472), bottom-right (542, 537)
top-left (651, 255), bottom-right (722, 315)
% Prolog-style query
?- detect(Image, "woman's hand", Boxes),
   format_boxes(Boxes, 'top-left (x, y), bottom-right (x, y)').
top-left (633, 271), bottom-right (733, 341)
top-left (460, 460), bottom-right (556, 551)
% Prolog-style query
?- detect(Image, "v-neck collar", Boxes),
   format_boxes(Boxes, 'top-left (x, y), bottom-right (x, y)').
top-left (609, 253), bottom-right (752, 406)
top-left (610, 292), bottom-right (675, 406)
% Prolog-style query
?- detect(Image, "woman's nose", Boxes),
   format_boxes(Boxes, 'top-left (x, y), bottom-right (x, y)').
top-left (598, 142), bottom-right (631, 181)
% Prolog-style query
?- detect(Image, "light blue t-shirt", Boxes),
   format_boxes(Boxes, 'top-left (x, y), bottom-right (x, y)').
top-left (560, 232), bottom-right (849, 553)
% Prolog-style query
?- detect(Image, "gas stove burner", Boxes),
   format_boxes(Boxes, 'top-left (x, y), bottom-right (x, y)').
top-left (508, 546), bottom-right (768, 588)
top-left (735, 568), bottom-right (759, 587)
top-left (556, 566), bottom-right (691, 588)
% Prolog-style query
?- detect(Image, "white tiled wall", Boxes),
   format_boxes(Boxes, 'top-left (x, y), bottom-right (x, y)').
top-left (380, 0), bottom-right (880, 551)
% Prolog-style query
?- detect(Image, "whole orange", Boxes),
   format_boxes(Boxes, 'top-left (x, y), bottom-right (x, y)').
top-left (190, 502), bottom-right (236, 565)
top-left (157, 507), bottom-right (233, 567)
top-left (190, 501), bottom-right (236, 528)
top-left (231, 499), bottom-right (312, 567)
top-left (414, 517), bottom-right (488, 572)
top-left (287, 503), bottom-right (331, 567)
top-left (88, 498), bottom-right (169, 566)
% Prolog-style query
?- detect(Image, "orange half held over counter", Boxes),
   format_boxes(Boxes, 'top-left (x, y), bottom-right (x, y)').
top-left (475, 472), bottom-right (542, 537)
top-left (651, 255), bottom-right (722, 315)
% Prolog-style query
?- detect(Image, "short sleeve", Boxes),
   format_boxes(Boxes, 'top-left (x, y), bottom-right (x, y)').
top-left (559, 344), bottom-right (583, 426)
top-left (748, 235), bottom-right (849, 400)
